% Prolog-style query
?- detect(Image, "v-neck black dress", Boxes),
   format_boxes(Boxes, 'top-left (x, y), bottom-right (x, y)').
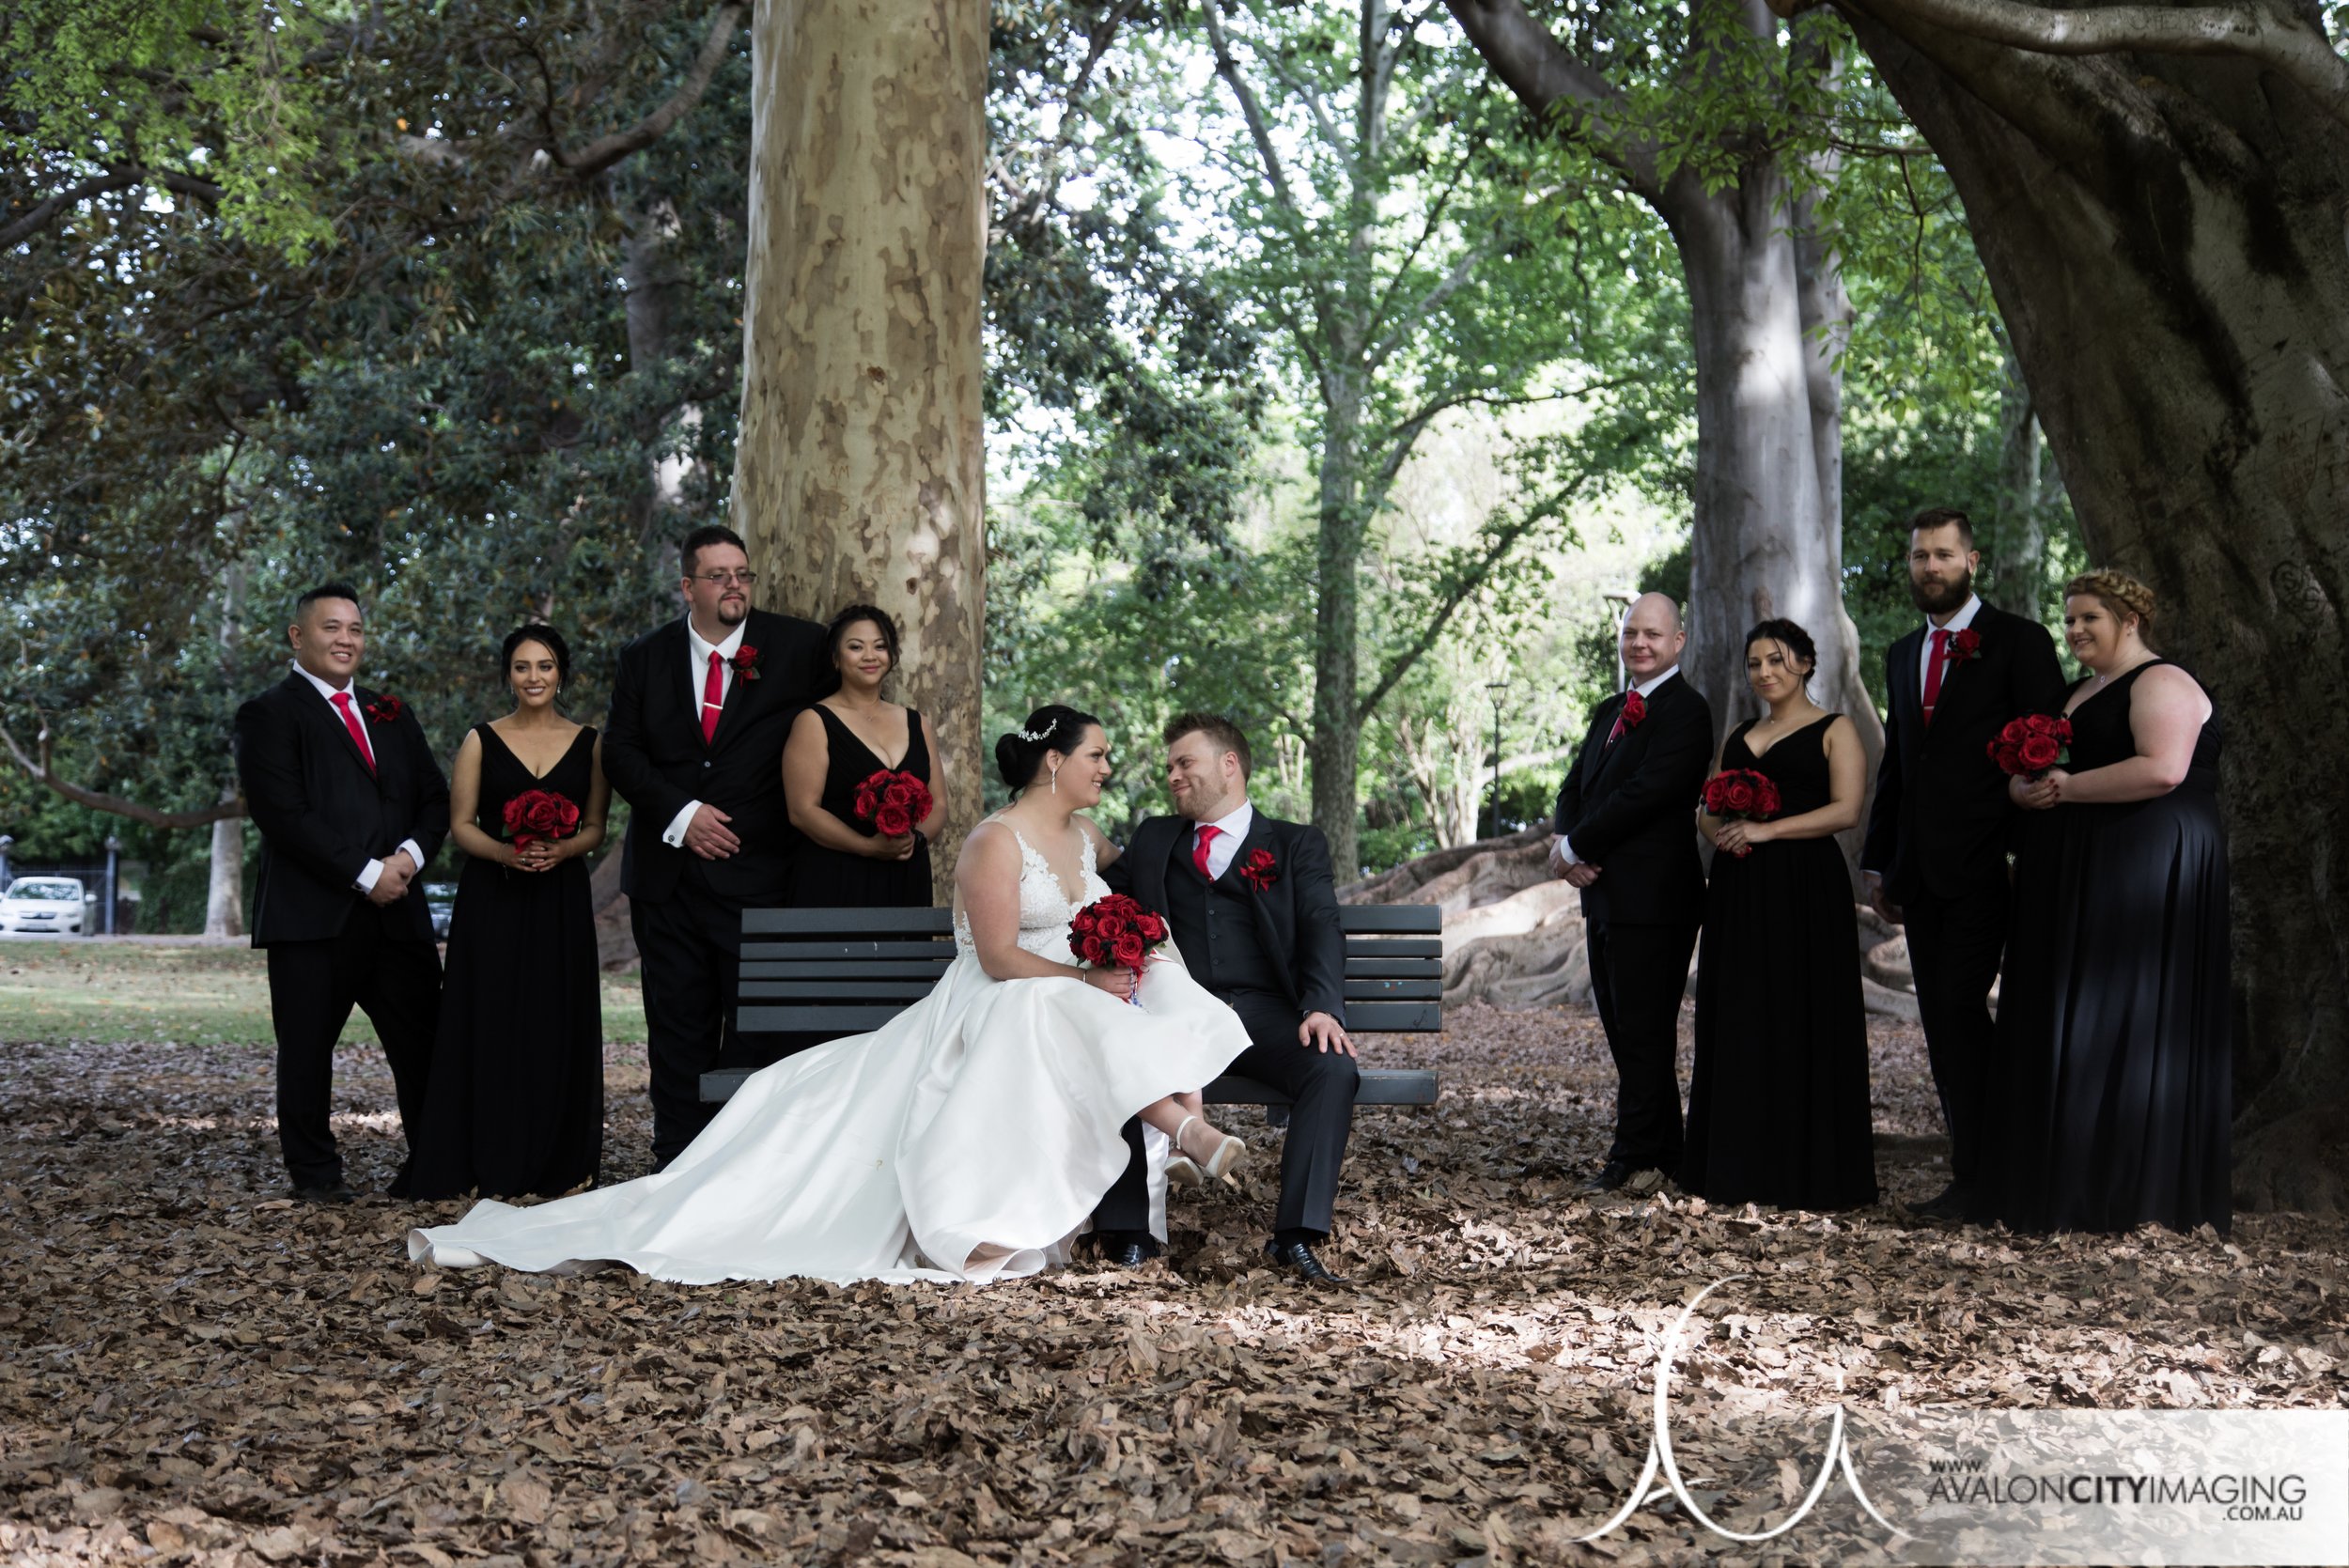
top-left (1681, 715), bottom-right (1879, 1211)
top-left (1987, 661), bottom-right (2231, 1234)
top-left (396, 723), bottom-right (603, 1200)
top-left (783, 705), bottom-right (934, 908)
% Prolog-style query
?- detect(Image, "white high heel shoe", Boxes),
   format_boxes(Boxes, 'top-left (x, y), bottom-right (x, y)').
top-left (1174, 1115), bottom-right (1248, 1183)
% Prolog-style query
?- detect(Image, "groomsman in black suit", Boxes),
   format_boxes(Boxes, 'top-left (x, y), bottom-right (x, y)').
top-left (1862, 507), bottom-right (2067, 1219)
top-left (602, 525), bottom-right (831, 1168)
top-left (1549, 591), bottom-right (1714, 1194)
top-left (1100, 713), bottom-right (1356, 1283)
top-left (235, 583), bottom-right (450, 1202)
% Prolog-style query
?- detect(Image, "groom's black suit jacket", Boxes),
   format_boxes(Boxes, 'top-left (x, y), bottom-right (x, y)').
top-left (234, 674), bottom-right (451, 947)
top-left (1106, 811), bottom-right (1346, 1026)
top-left (1862, 603), bottom-right (2067, 905)
top-left (602, 610), bottom-right (832, 906)
top-left (1551, 672), bottom-right (1713, 928)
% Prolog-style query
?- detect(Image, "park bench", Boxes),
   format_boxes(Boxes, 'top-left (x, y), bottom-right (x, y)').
top-left (700, 905), bottom-right (1441, 1119)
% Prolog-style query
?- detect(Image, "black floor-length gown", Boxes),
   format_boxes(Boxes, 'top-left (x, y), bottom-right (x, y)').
top-left (1682, 716), bottom-right (1879, 1210)
top-left (1988, 661), bottom-right (2230, 1234)
top-left (782, 705), bottom-right (933, 908)
top-left (397, 724), bottom-right (602, 1200)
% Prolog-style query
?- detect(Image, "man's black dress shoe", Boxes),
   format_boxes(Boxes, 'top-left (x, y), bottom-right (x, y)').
top-left (1912, 1182), bottom-right (1973, 1219)
top-left (1264, 1238), bottom-right (1348, 1285)
top-left (1105, 1238), bottom-right (1154, 1269)
top-left (293, 1181), bottom-right (359, 1204)
top-left (1580, 1161), bottom-right (1666, 1195)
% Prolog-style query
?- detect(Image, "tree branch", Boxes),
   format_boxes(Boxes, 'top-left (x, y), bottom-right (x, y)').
top-left (1441, 0), bottom-right (1668, 201)
top-left (0, 712), bottom-right (246, 830)
top-left (553, 3), bottom-right (747, 177)
top-left (1200, 0), bottom-right (1303, 211)
top-left (0, 170), bottom-right (143, 249)
top-left (1836, 0), bottom-right (2349, 129)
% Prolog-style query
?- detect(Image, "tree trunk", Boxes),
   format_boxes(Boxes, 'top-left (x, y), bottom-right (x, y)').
top-left (732, 0), bottom-right (988, 900)
top-left (1987, 345), bottom-right (2046, 607)
top-left (1674, 175), bottom-right (1885, 764)
top-left (1842, 8), bottom-right (2349, 1208)
top-left (1313, 373), bottom-right (1369, 879)
top-left (204, 795), bottom-right (242, 939)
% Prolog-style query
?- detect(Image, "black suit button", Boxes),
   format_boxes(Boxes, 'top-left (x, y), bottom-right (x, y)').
top-left (702, 761), bottom-right (711, 769)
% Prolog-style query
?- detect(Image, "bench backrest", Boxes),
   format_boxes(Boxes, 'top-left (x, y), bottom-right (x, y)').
top-left (737, 904), bottom-right (1441, 1034)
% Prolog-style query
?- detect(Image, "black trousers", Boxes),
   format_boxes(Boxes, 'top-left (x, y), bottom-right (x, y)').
top-left (1096, 987), bottom-right (1358, 1244)
top-left (1587, 918), bottom-right (1697, 1173)
top-left (631, 875), bottom-right (752, 1167)
top-left (1901, 881), bottom-right (2010, 1194)
top-left (265, 917), bottom-right (440, 1188)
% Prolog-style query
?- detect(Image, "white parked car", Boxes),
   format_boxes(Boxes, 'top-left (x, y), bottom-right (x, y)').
top-left (2, 877), bottom-right (86, 936)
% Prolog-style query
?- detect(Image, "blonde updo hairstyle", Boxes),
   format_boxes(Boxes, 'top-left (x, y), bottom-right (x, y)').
top-left (2064, 569), bottom-right (2157, 645)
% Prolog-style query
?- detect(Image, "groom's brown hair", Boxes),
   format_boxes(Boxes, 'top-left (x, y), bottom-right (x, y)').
top-left (1165, 712), bottom-right (1252, 779)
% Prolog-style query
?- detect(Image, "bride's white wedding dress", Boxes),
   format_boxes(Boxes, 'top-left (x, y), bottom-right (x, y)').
top-left (408, 830), bottom-right (1250, 1284)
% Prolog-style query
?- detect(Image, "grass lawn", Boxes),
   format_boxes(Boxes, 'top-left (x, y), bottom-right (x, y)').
top-left (0, 938), bottom-right (647, 1046)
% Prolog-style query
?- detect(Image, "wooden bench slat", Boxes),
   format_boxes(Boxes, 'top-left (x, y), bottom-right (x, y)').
top-left (1344, 957), bottom-right (1442, 979)
top-left (1344, 937), bottom-right (1440, 957)
top-left (1342, 978), bottom-right (1440, 1001)
top-left (741, 958), bottom-right (953, 979)
top-left (1344, 1001), bottom-right (1444, 1032)
top-left (1337, 906), bottom-right (1442, 933)
top-left (741, 939), bottom-right (957, 960)
top-left (702, 1064), bottom-right (1440, 1107)
top-left (737, 1004), bottom-right (912, 1032)
top-left (742, 981), bottom-right (941, 1001)
top-left (745, 908), bottom-right (954, 935)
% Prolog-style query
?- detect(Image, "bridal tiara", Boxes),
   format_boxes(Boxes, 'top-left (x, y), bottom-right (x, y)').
top-left (1015, 719), bottom-right (1058, 742)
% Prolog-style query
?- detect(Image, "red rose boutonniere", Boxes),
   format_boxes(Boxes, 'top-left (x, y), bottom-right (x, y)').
top-left (729, 644), bottom-right (762, 681)
top-left (1621, 690), bottom-right (1648, 729)
top-left (1949, 628), bottom-right (1983, 664)
top-left (1238, 847), bottom-right (1279, 892)
top-left (365, 694), bottom-right (406, 724)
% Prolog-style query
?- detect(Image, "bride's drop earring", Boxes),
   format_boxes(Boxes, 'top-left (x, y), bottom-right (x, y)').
top-left (1050, 765), bottom-right (1059, 795)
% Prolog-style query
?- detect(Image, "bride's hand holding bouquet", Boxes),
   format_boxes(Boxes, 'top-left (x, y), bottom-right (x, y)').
top-left (1068, 893), bottom-right (1169, 1004)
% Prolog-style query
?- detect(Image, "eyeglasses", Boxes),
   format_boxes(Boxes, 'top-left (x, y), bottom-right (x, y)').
top-left (692, 569), bottom-right (757, 586)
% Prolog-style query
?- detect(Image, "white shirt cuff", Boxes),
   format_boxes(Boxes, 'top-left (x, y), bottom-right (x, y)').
top-left (663, 800), bottom-right (703, 847)
top-left (354, 858), bottom-right (382, 893)
top-left (1560, 837), bottom-right (1581, 866)
top-left (397, 839), bottom-right (425, 869)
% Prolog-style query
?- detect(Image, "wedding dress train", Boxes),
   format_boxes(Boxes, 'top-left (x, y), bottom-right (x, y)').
top-left (408, 830), bottom-right (1250, 1283)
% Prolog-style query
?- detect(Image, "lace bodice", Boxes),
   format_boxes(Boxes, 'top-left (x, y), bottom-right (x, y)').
top-left (953, 826), bottom-right (1112, 961)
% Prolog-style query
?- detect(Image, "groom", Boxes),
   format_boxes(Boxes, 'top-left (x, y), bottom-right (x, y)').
top-left (1099, 713), bottom-right (1357, 1284)
top-left (1862, 507), bottom-right (2065, 1219)
top-left (602, 524), bottom-right (831, 1168)
top-left (1548, 591), bottom-right (1713, 1195)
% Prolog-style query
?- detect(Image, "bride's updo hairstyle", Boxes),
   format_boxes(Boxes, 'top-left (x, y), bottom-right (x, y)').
top-left (995, 705), bottom-right (1102, 792)
top-left (2064, 569), bottom-right (2157, 643)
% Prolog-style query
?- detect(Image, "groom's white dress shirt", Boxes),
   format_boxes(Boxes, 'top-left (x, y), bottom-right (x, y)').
top-left (1918, 594), bottom-right (1984, 689)
top-left (1191, 800), bottom-right (1255, 880)
top-left (661, 619), bottom-right (747, 848)
top-left (290, 661), bottom-right (424, 893)
top-left (1559, 663), bottom-right (1680, 868)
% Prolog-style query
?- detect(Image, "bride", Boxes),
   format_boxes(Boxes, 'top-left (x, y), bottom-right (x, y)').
top-left (409, 704), bottom-right (1254, 1284)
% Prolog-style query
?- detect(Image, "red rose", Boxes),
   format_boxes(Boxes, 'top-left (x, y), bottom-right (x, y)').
top-left (883, 780), bottom-right (914, 807)
top-left (1072, 908), bottom-right (1098, 935)
top-left (1722, 778), bottom-right (1757, 814)
top-left (731, 645), bottom-right (762, 680)
top-left (2018, 735), bottom-right (2060, 771)
top-left (1137, 912), bottom-right (1166, 942)
top-left (1621, 690), bottom-right (1647, 728)
top-left (365, 693), bottom-right (406, 723)
top-left (874, 804), bottom-right (913, 836)
top-left (1112, 933), bottom-right (1147, 968)
top-left (1950, 628), bottom-right (1983, 663)
top-left (503, 788), bottom-right (581, 849)
top-left (1754, 779), bottom-right (1781, 817)
top-left (1096, 912), bottom-right (1127, 939)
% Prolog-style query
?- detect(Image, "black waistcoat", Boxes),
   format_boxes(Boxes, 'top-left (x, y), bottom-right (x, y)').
top-left (1160, 846), bottom-right (1282, 994)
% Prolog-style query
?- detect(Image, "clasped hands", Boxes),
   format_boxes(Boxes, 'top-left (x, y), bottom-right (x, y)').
top-left (366, 847), bottom-right (421, 906)
top-left (2010, 768), bottom-right (2070, 811)
top-left (1709, 818), bottom-right (1780, 858)
top-left (1546, 835), bottom-right (1600, 888)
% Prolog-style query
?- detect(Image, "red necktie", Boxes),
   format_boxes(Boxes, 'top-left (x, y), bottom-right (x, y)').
top-left (1606, 700), bottom-right (1629, 746)
top-left (329, 691), bottom-right (376, 773)
top-left (701, 649), bottom-right (725, 743)
top-left (1192, 824), bottom-right (1221, 878)
top-left (1921, 628), bottom-right (1950, 727)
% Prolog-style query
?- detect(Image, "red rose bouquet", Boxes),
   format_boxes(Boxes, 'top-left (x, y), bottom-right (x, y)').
top-left (1701, 768), bottom-right (1781, 858)
top-left (1987, 713), bottom-right (2072, 779)
top-left (503, 788), bottom-right (583, 849)
top-left (1067, 893), bottom-right (1170, 995)
top-left (852, 768), bottom-right (933, 838)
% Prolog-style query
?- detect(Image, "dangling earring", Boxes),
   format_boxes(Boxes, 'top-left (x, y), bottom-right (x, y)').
top-left (1050, 764), bottom-right (1060, 795)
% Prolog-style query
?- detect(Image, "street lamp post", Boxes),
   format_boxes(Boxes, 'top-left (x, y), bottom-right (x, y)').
top-left (102, 836), bottom-right (120, 936)
top-left (1485, 681), bottom-right (1507, 840)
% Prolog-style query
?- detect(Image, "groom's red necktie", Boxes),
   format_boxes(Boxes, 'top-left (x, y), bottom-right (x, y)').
top-left (1921, 627), bottom-right (1951, 727)
top-left (1192, 824), bottom-right (1221, 878)
top-left (328, 691), bottom-right (376, 773)
top-left (700, 649), bottom-right (725, 743)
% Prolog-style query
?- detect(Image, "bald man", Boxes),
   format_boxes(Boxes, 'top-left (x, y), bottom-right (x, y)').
top-left (1549, 593), bottom-right (1714, 1193)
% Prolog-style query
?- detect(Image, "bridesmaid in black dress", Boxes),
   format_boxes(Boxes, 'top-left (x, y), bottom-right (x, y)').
top-left (782, 604), bottom-right (948, 907)
top-left (1682, 618), bottom-right (1879, 1210)
top-left (397, 626), bottom-right (608, 1200)
top-left (1991, 570), bottom-right (2230, 1234)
